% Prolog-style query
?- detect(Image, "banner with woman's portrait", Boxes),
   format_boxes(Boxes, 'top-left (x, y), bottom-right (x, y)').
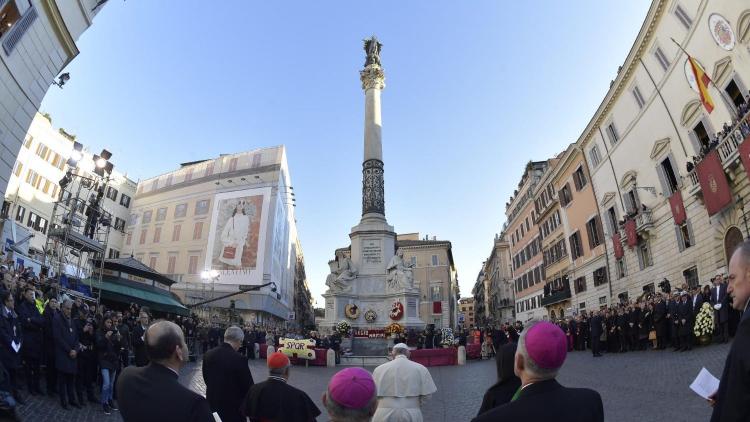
top-left (204, 187), bottom-right (271, 285)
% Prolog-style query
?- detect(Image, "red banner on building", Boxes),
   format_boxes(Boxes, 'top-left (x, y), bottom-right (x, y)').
top-left (612, 233), bottom-right (624, 258)
top-left (433, 301), bottom-right (442, 314)
top-left (624, 219), bottom-right (637, 248)
top-left (738, 134), bottom-right (750, 181)
top-left (696, 150), bottom-right (733, 216)
top-left (669, 190), bottom-right (687, 225)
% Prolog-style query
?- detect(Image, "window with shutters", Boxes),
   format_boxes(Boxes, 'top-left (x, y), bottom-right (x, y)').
top-left (723, 77), bottom-right (748, 109)
top-left (431, 255), bottom-right (439, 266)
top-left (690, 118), bottom-right (713, 153)
top-left (683, 266), bottom-right (699, 289)
top-left (616, 258), bottom-right (627, 279)
top-left (167, 256), bottom-right (177, 274)
top-left (606, 206), bottom-right (619, 235)
top-left (12, 162), bottom-right (22, 177)
top-left (188, 255), bottom-right (199, 274)
top-left (126, 232), bottom-right (132, 245)
top-left (142, 210), bottom-right (153, 224)
top-left (229, 157), bottom-right (238, 172)
top-left (114, 217), bottom-right (125, 231)
top-left (106, 187), bottom-right (118, 201)
top-left (606, 122), bottom-right (620, 145)
top-left (120, 194), bottom-right (131, 208)
top-left (15, 205), bottom-right (24, 223)
top-left (636, 239), bottom-right (653, 270)
top-left (559, 184), bottom-right (572, 206)
top-left (573, 166), bottom-right (587, 191)
top-left (657, 156), bottom-right (680, 195)
top-left (174, 203), bottom-right (187, 218)
top-left (172, 224), bottom-right (181, 242)
top-left (624, 189), bottom-right (641, 215)
top-left (589, 145), bottom-right (601, 168)
top-left (593, 267), bottom-right (608, 287)
top-left (675, 219), bottom-right (694, 251)
top-left (195, 200), bottom-right (210, 215)
top-left (654, 47), bottom-right (670, 72)
top-left (149, 256), bottom-right (157, 269)
top-left (674, 4), bottom-right (692, 30)
top-left (574, 277), bottom-right (587, 294)
top-left (193, 221), bottom-right (203, 240)
top-left (569, 231), bottom-right (583, 260)
top-left (139, 229), bottom-right (147, 245)
top-left (632, 85), bottom-right (646, 109)
top-left (586, 216), bottom-right (603, 248)
top-left (153, 227), bottom-right (161, 243)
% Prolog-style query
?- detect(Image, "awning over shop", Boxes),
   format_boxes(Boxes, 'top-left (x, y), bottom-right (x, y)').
top-left (91, 256), bottom-right (176, 286)
top-left (85, 276), bottom-right (188, 316)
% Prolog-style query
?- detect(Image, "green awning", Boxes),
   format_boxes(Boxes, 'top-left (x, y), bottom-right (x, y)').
top-left (85, 276), bottom-right (189, 316)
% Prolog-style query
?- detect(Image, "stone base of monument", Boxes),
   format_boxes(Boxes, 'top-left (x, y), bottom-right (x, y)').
top-left (339, 355), bottom-right (390, 366)
top-left (352, 337), bottom-right (390, 356)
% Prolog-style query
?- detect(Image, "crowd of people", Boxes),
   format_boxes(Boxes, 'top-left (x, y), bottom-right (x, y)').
top-left (686, 91), bottom-right (750, 173)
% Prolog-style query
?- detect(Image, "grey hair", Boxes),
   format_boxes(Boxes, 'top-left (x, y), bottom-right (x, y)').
top-left (324, 390), bottom-right (377, 422)
top-left (733, 241), bottom-right (750, 266)
top-left (269, 366), bottom-right (289, 377)
top-left (224, 326), bottom-right (244, 343)
top-left (61, 298), bottom-right (73, 309)
top-left (392, 345), bottom-right (410, 356)
top-left (516, 321), bottom-right (559, 381)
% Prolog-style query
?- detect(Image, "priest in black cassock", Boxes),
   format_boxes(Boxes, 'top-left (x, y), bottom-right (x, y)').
top-left (242, 351), bottom-right (320, 422)
top-left (710, 241), bottom-right (750, 422)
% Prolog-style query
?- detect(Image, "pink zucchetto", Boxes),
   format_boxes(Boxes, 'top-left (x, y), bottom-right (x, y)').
top-left (524, 321), bottom-right (568, 369)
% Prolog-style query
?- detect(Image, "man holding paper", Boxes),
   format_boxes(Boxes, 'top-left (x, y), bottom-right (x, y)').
top-left (710, 241), bottom-right (750, 422)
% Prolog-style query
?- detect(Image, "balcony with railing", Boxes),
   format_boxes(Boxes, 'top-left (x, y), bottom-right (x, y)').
top-left (541, 277), bottom-right (571, 307)
top-left (686, 109), bottom-right (750, 195)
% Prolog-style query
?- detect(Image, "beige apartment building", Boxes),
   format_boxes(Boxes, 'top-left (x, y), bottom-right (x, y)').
top-left (506, 161), bottom-right (548, 322)
top-left (458, 297), bottom-right (474, 329)
top-left (126, 146), bottom-right (313, 326)
top-left (1, 113), bottom-right (135, 271)
top-left (487, 0), bottom-right (750, 316)
top-left (476, 233), bottom-right (515, 325)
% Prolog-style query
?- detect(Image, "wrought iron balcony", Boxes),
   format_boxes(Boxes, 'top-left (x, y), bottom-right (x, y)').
top-left (541, 287), bottom-right (571, 307)
top-left (635, 208), bottom-right (654, 232)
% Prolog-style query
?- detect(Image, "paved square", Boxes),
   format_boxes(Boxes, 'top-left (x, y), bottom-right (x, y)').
top-left (16, 342), bottom-right (730, 421)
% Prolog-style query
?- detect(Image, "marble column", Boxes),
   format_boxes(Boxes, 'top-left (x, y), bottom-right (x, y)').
top-left (360, 64), bottom-right (386, 218)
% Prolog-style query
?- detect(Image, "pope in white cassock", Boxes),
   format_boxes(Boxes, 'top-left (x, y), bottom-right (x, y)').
top-left (372, 343), bottom-right (437, 422)
top-left (218, 201), bottom-right (250, 267)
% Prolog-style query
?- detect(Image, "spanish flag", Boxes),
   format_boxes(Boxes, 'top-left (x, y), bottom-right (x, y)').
top-left (688, 56), bottom-right (714, 113)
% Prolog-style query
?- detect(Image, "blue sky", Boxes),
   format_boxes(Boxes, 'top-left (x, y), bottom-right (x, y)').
top-left (40, 0), bottom-right (651, 306)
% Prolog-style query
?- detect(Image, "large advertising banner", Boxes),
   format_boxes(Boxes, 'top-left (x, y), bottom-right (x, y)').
top-left (204, 187), bottom-right (271, 285)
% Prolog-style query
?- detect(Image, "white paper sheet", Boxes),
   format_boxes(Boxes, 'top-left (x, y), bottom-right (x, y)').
top-left (212, 412), bottom-right (222, 422)
top-left (10, 341), bottom-right (20, 353)
top-left (690, 367), bottom-right (720, 400)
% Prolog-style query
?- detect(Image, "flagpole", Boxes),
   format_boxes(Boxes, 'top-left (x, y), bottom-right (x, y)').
top-left (670, 38), bottom-right (738, 118)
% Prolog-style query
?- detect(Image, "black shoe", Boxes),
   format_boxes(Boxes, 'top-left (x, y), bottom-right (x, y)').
top-left (103, 403), bottom-right (111, 415)
top-left (108, 400), bottom-right (118, 411)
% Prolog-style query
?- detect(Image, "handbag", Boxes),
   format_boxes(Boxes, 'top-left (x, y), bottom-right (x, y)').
top-left (648, 330), bottom-right (656, 341)
top-left (222, 218), bottom-right (237, 259)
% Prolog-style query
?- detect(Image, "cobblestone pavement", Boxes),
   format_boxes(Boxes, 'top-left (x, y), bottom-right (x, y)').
top-left (15, 341), bottom-right (731, 421)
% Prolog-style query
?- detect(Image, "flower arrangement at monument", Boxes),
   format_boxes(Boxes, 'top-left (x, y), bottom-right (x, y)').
top-left (384, 322), bottom-right (404, 336)
top-left (336, 320), bottom-right (352, 336)
top-left (364, 309), bottom-right (377, 323)
top-left (694, 302), bottom-right (715, 339)
top-left (344, 304), bottom-right (361, 320)
top-left (440, 328), bottom-right (455, 347)
top-left (389, 301), bottom-right (404, 321)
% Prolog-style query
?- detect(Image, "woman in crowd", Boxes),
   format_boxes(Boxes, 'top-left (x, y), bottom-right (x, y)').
top-left (476, 342), bottom-right (521, 416)
top-left (96, 315), bottom-right (122, 415)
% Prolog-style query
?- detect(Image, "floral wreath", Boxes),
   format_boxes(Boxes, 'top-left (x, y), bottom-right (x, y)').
top-left (389, 301), bottom-right (404, 321)
top-left (335, 320), bottom-right (351, 336)
top-left (384, 322), bottom-right (404, 335)
top-left (345, 304), bottom-right (360, 320)
top-left (694, 302), bottom-right (715, 337)
top-left (364, 309), bottom-right (377, 323)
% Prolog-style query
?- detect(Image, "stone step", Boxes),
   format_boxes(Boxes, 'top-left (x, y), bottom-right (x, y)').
top-left (339, 355), bottom-right (389, 366)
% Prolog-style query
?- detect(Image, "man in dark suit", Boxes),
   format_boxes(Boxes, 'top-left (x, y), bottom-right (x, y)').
top-left (589, 311), bottom-right (603, 357)
top-left (17, 288), bottom-right (43, 395)
top-left (710, 241), bottom-right (750, 421)
top-left (52, 299), bottom-right (80, 409)
top-left (653, 294), bottom-right (668, 350)
top-left (472, 321), bottom-right (603, 422)
top-left (677, 293), bottom-right (693, 351)
top-left (116, 320), bottom-right (212, 422)
top-left (711, 273), bottom-right (730, 343)
top-left (131, 311), bottom-right (150, 367)
top-left (202, 326), bottom-right (253, 422)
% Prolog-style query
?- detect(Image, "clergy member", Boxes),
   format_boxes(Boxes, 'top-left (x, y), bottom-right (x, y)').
top-left (371, 343), bottom-right (437, 422)
top-left (241, 351), bottom-right (320, 422)
top-left (472, 321), bottom-right (603, 422)
top-left (710, 241), bottom-right (750, 421)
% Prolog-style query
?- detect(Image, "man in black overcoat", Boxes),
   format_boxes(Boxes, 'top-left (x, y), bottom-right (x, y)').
top-left (677, 293), bottom-right (693, 351)
top-left (132, 311), bottom-right (150, 367)
top-left (710, 273), bottom-right (731, 343)
top-left (653, 294), bottom-right (668, 349)
top-left (42, 297), bottom-right (59, 395)
top-left (202, 326), bottom-right (253, 422)
top-left (668, 294), bottom-right (680, 350)
top-left (589, 311), bottom-right (603, 357)
top-left (52, 299), bottom-right (80, 409)
top-left (710, 242), bottom-right (750, 421)
top-left (17, 288), bottom-right (43, 395)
